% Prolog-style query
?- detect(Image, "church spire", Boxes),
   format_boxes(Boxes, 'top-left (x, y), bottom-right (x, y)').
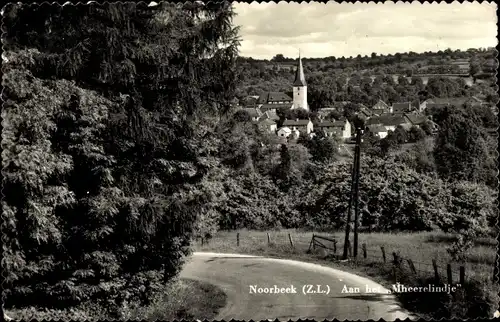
top-left (293, 51), bottom-right (307, 87)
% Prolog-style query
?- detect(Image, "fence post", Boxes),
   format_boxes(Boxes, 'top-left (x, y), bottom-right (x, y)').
top-left (362, 243), bottom-right (367, 259)
top-left (432, 259), bottom-right (440, 282)
top-left (381, 246), bottom-right (386, 263)
top-left (447, 264), bottom-right (453, 285)
top-left (393, 266), bottom-right (398, 283)
top-left (459, 266), bottom-right (465, 285)
top-left (237, 232), bottom-right (240, 247)
top-left (267, 232), bottom-right (271, 246)
top-left (347, 240), bottom-right (352, 257)
top-left (201, 237), bottom-right (204, 246)
top-left (288, 233), bottom-right (294, 248)
top-left (333, 240), bottom-right (337, 254)
top-left (392, 252), bottom-right (400, 267)
top-left (312, 234), bottom-right (316, 251)
top-left (407, 259), bottom-right (417, 274)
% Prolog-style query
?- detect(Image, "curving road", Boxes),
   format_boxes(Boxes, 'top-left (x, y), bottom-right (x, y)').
top-left (180, 252), bottom-right (416, 321)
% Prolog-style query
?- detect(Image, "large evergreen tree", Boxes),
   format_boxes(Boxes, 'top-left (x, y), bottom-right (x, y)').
top-left (2, 1), bottom-right (239, 314)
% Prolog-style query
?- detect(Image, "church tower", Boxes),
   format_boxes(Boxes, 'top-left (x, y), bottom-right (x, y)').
top-left (292, 52), bottom-right (308, 111)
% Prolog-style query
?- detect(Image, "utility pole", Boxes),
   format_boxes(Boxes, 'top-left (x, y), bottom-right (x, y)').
top-left (342, 116), bottom-right (365, 260)
top-left (342, 139), bottom-right (358, 260)
top-left (353, 127), bottom-right (363, 258)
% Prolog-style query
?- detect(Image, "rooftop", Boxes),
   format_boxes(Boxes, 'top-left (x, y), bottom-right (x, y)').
top-left (241, 107), bottom-right (262, 118)
top-left (259, 110), bottom-right (280, 121)
top-left (367, 114), bottom-right (408, 126)
top-left (392, 102), bottom-right (412, 112)
top-left (278, 127), bottom-right (292, 133)
top-left (293, 55), bottom-right (307, 87)
top-left (260, 103), bottom-right (293, 110)
top-left (259, 118), bottom-right (277, 126)
top-left (366, 124), bottom-right (388, 133)
top-left (258, 92), bottom-right (293, 104)
top-left (404, 114), bottom-right (428, 125)
top-left (316, 120), bottom-right (346, 127)
top-left (283, 119), bottom-right (311, 126)
top-left (372, 100), bottom-right (390, 110)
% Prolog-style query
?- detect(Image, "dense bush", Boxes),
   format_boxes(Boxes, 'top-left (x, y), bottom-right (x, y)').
top-left (395, 139), bottom-right (437, 174)
top-left (433, 106), bottom-right (497, 187)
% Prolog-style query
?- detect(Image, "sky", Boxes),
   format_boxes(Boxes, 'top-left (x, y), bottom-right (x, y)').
top-left (232, 1), bottom-right (498, 59)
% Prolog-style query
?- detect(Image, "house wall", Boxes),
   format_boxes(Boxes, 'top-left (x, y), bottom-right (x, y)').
top-left (307, 122), bottom-right (313, 134)
top-left (270, 124), bottom-right (277, 132)
top-left (378, 131), bottom-right (388, 139)
top-left (344, 121), bottom-right (352, 138)
top-left (278, 128), bottom-right (291, 137)
top-left (419, 101), bottom-right (427, 112)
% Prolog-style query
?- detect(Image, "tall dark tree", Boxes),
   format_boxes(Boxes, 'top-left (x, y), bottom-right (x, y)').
top-left (2, 1), bottom-right (239, 313)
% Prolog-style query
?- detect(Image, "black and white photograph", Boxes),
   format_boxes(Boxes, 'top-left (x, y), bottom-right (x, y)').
top-left (1, 1), bottom-right (498, 321)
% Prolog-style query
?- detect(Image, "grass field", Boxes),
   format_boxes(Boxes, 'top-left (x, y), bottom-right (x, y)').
top-left (193, 229), bottom-right (498, 319)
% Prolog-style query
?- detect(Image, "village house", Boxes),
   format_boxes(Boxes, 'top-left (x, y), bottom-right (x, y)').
top-left (356, 107), bottom-right (373, 118)
top-left (315, 120), bottom-right (337, 137)
top-left (367, 113), bottom-right (410, 132)
top-left (392, 102), bottom-right (414, 114)
top-left (259, 109), bottom-right (280, 122)
top-left (241, 95), bottom-right (260, 107)
top-left (258, 92), bottom-right (293, 106)
top-left (419, 96), bottom-right (486, 112)
top-left (404, 113), bottom-right (428, 128)
top-left (371, 99), bottom-right (392, 114)
top-left (258, 104), bottom-right (278, 114)
top-left (366, 124), bottom-right (388, 139)
top-left (282, 119), bottom-right (314, 135)
top-left (241, 107), bottom-right (263, 121)
top-left (277, 127), bottom-right (292, 138)
top-left (315, 119), bottom-right (351, 140)
top-left (253, 118), bottom-right (277, 133)
top-left (258, 91), bottom-right (292, 104)
top-left (331, 120), bottom-right (352, 140)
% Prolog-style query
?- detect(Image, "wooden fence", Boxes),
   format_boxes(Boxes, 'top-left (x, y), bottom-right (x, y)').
top-left (306, 234), bottom-right (469, 285)
top-left (307, 234), bottom-right (337, 254)
top-left (199, 232), bottom-right (486, 285)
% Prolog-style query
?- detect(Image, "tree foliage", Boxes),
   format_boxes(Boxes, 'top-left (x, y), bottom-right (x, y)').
top-left (433, 106), bottom-right (496, 187)
top-left (2, 1), bottom-right (239, 313)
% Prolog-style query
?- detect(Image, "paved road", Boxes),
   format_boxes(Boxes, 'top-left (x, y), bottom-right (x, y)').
top-left (180, 252), bottom-right (416, 321)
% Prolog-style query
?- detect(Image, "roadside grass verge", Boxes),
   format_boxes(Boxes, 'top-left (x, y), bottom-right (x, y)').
top-left (128, 278), bottom-right (227, 320)
top-left (193, 229), bottom-right (498, 319)
top-left (5, 277), bottom-right (227, 321)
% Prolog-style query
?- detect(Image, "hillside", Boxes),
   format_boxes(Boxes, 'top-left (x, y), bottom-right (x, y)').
top-left (235, 48), bottom-right (498, 109)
